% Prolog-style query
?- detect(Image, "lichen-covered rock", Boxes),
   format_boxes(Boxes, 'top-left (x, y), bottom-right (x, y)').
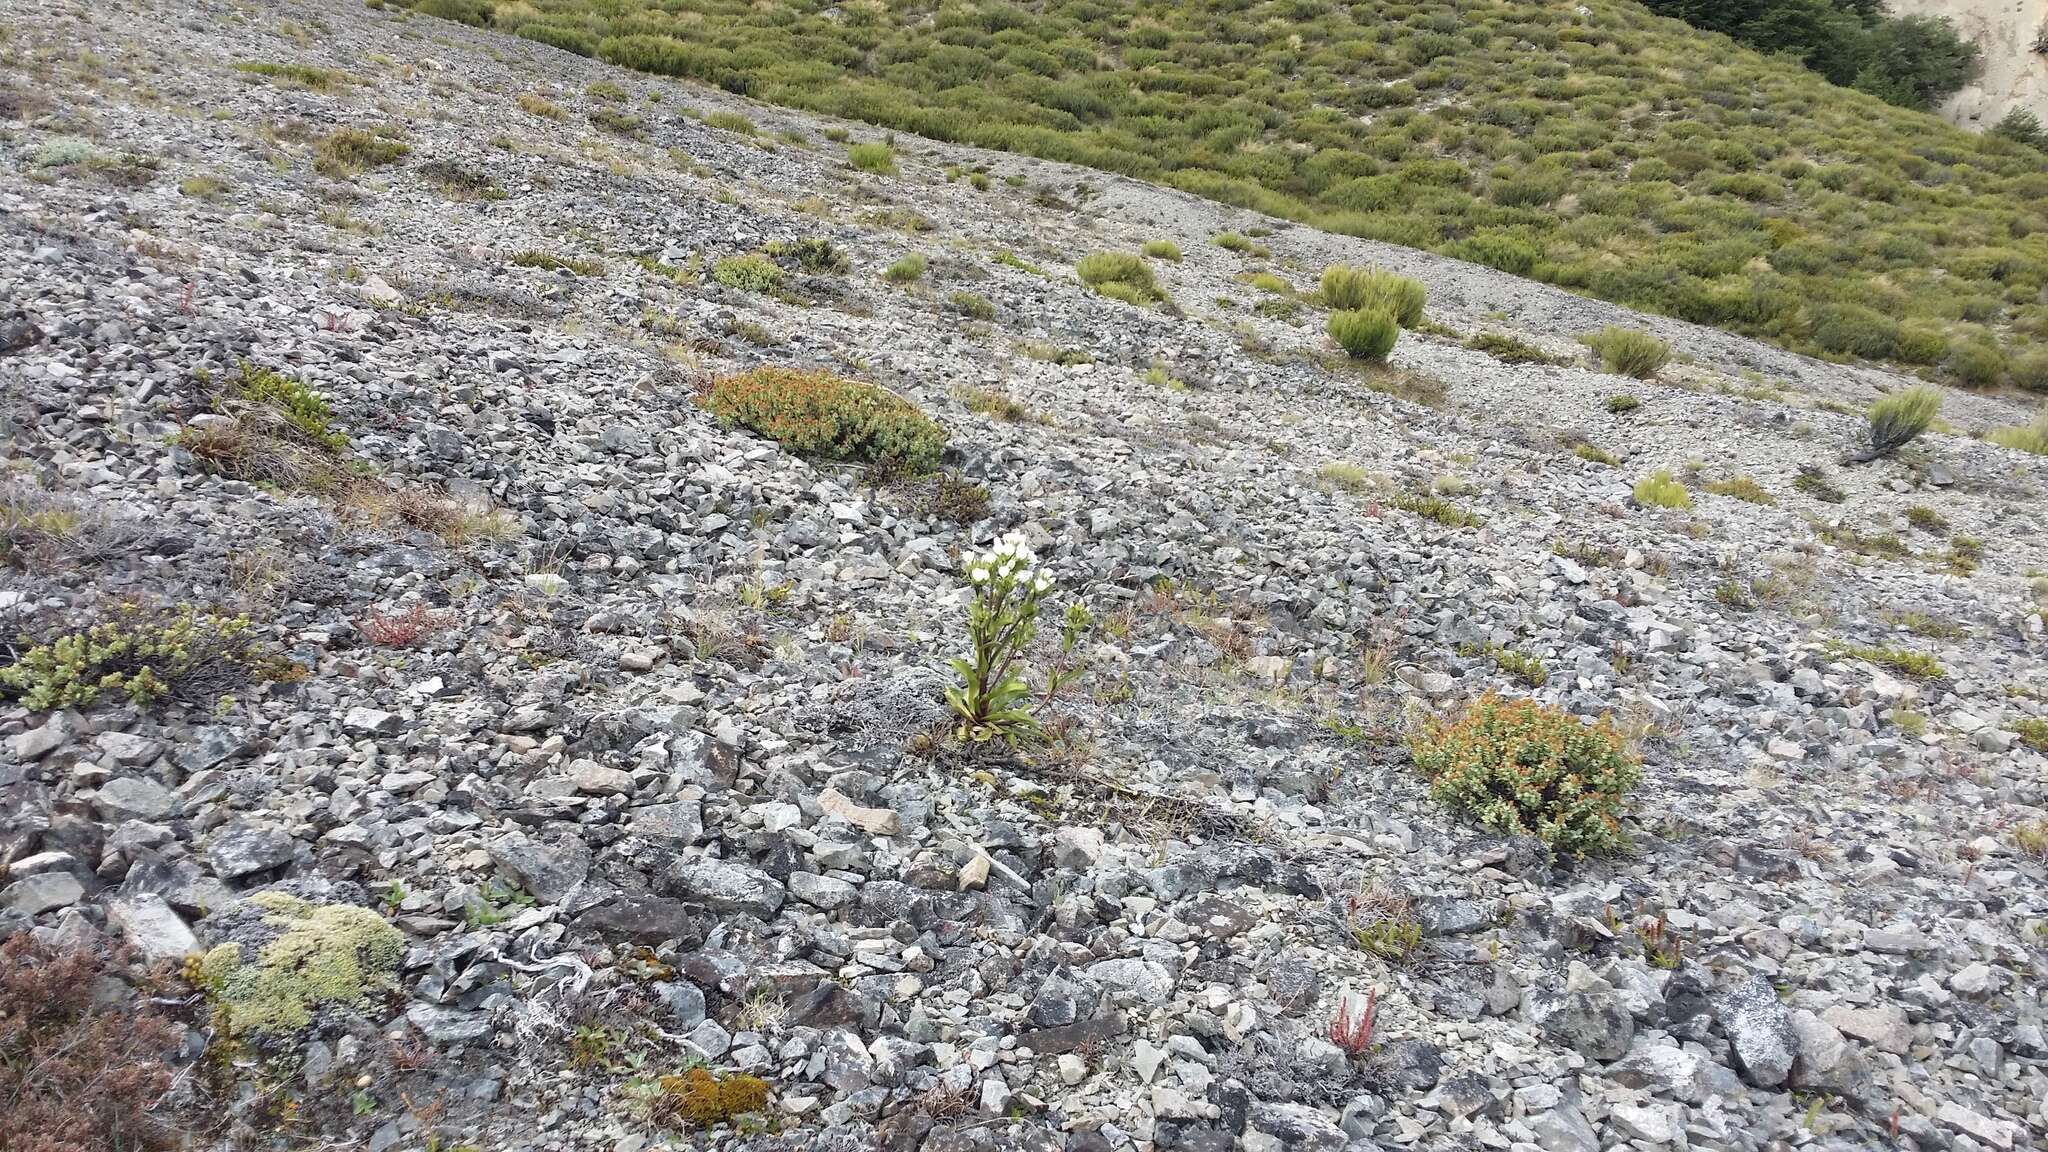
top-left (191, 892), bottom-right (404, 1041)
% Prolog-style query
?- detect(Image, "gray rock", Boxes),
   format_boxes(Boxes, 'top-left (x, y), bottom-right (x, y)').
top-left (1244, 1102), bottom-right (1347, 1151)
top-left (662, 856), bottom-right (784, 918)
top-left (1714, 976), bottom-right (1796, 1087)
top-left (1822, 1003), bottom-right (1911, 1056)
top-left (572, 894), bottom-right (705, 946)
top-left (1609, 1040), bottom-right (1716, 1103)
top-left (788, 871), bottom-right (858, 910)
top-left (628, 800), bottom-right (703, 845)
top-left (94, 776), bottom-right (177, 821)
top-left (1787, 1009), bottom-right (1874, 1103)
top-left (653, 981), bottom-right (706, 1028)
top-left (12, 716), bottom-right (74, 760)
top-left (1528, 1104), bottom-right (1600, 1152)
top-left (104, 893), bottom-right (198, 960)
top-left (1525, 987), bottom-right (1634, 1061)
top-left (406, 1004), bottom-right (491, 1044)
top-left (2, 870), bottom-right (85, 914)
top-left (487, 828), bottom-right (591, 903)
top-left (1087, 957), bottom-right (1174, 1001)
top-left (204, 821), bottom-right (298, 880)
top-left (343, 707), bottom-right (401, 736)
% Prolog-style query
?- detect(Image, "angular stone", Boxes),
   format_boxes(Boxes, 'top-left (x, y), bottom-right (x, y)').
top-left (1610, 1102), bottom-right (1683, 1145)
top-left (1714, 976), bottom-right (1796, 1087)
top-left (104, 893), bottom-right (198, 961)
top-left (2, 871), bottom-right (85, 914)
top-left (1245, 1102), bottom-right (1346, 1151)
top-left (1787, 1009), bottom-right (1874, 1103)
top-left (784, 982), bottom-right (878, 1030)
top-left (788, 871), bottom-right (857, 910)
top-left (1018, 1014), bottom-right (1124, 1056)
top-left (569, 759), bottom-right (634, 796)
top-left (172, 726), bottom-right (244, 772)
top-left (1609, 1040), bottom-right (1715, 1103)
top-left (817, 787), bottom-right (900, 836)
top-left (662, 856), bottom-right (783, 918)
top-left (628, 800), bottom-right (703, 845)
top-left (205, 821), bottom-right (298, 880)
top-left (1528, 1104), bottom-right (1599, 1152)
top-left (344, 707), bottom-right (402, 736)
top-left (572, 893), bottom-right (705, 946)
top-left (1526, 987), bottom-right (1634, 1061)
top-left (1087, 957), bottom-right (1173, 1001)
top-left (96, 731), bottom-right (164, 764)
top-left (1822, 1003), bottom-right (1911, 1055)
top-left (94, 776), bottom-right (176, 821)
top-left (406, 1003), bottom-right (490, 1044)
top-left (1936, 1101), bottom-right (2017, 1150)
top-left (487, 828), bottom-right (590, 903)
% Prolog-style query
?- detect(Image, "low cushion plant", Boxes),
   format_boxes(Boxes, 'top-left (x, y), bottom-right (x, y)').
top-left (700, 366), bottom-right (946, 474)
top-left (1408, 692), bottom-right (1641, 857)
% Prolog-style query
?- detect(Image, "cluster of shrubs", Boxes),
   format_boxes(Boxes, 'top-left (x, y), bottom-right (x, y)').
top-left (1322, 266), bottom-right (1424, 363)
top-left (416, 0), bottom-right (2048, 374)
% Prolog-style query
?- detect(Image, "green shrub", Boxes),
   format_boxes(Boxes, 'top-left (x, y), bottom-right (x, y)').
top-left (712, 254), bottom-right (784, 293)
top-left (1605, 394), bottom-right (1641, 414)
top-left (949, 291), bottom-right (995, 320)
top-left (1704, 475), bottom-right (1774, 505)
top-left (1859, 386), bottom-right (1940, 461)
top-left (1329, 308), bottom-right (1399, 362)
top-left (1408, 693), bottom-right (1641, 856)
top-left (847, 141), bottom-right (897, 175)
top-left (1213, 232), bottom-right (1268, 256)
top-left (883, 253), bottom-right (927, 283)
top-left (761, 237), bottom-right (848, 272)
top-left (1632, 469), bottom-right (1691, 510)
top-left (1320, 266), bottom-right (1425, 327)
top-left (233, 60), bottom-right (355, 89)
top-left (511, 250), bottom-right (605, 277)
top-left (2010, 352), bottom-right (2048, 393)
top-left (399, 0), bottom-right (2048, 374)
top-left (236, 363), bottom-right (347, 453)
top-left (1075, 251), bottom-right (1160, 303)
top-left (1944, 339), bottom-right (2007, 388)
top-left (0, 603), bottom-right (298, 710)
top-left (1141, 239), bottom-right (1182, 261)
top-left (1988, 416), bottom-right (2048, 455)
top-left (1793, 464), bottom-right (1847, 502)
top-left (704, 110), bottom-right (756, 135)
top-left (1829, 641), bottom-right (1943, 680)
top-left (1811, 304), bottom-right (1899, 360)
top-left (313, 127), bottom-right (408, 177)
top-left (701, 366), bottom-right (946, 474)
top-left (1466, 332), bottom-right (1561, 365)
top-left (1583, 328), bottom-right (1670, 379)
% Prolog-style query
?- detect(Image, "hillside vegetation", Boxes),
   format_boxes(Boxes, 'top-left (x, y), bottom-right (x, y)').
top-left (410, 0), bottom-right (2048, 385)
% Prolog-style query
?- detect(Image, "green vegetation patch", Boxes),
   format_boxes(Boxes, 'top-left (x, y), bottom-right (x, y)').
top-left (1409, 692), bottom-right (1640, 856)
top-left (1075, 251), bottom-right (1163, 305)
top-left (701, 366), bottom-right (946, 474)
top-left (0, 603), bottom-right (298, 711)
top-left (1583, 328), bottom-right (1671, 379)
top-left (233, 60), bottom-right (355, 89)
top-left (192, 893), bottom-right (404, 1040)
top-left (409, 0), bottom-right (2048, 372)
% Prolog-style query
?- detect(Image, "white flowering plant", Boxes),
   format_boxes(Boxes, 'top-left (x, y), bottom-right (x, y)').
top-left (946, 532), bottom-right (1056, 744)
